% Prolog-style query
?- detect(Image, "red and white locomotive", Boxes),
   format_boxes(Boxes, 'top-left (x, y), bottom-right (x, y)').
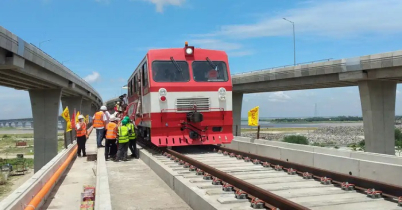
top-left (124, 42), bottom-right (233, 147)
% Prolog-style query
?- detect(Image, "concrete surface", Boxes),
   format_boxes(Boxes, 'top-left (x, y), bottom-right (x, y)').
top-left (0, 142), bottom-right (77, 210)
top-left (226, 138), bottom-right (402, 186)
top-left (359, 80), bottom-right (396, 154)
top-left (42, 132), bottom-right (97, 210)
top-left (29, 89), bottom-right (62, 172)
top-left (95, 147), bottom-right (112, 210)
top-left (106, 147), bottom-right (192, 210)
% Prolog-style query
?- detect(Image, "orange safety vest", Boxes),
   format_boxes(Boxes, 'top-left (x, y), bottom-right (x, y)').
top-left (76, 122), bottom-right (87, 137)
top-left (105, 122), bottom-right (117, 139)
top-left (93, 111), bottom-right (104, 128)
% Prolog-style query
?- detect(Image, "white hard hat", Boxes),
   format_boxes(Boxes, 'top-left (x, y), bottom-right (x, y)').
top-left (78, 115), bottom-right (85, 120)
top-left (110, 116), bottom-right (117, 121)
top-left (100, 106), bottom-right (107, 111)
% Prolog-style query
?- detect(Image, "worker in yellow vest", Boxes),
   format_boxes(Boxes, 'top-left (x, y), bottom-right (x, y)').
top-left (114, 118), bottom-right (130, 162)
top-left (76, 115), bottom-right (87, 157)
top-left (125, 117), bottom-right (137, 159)
top-left (105, 116), bottom-right (119, 161)
top-left (92, 106), bottom-right (107, 148)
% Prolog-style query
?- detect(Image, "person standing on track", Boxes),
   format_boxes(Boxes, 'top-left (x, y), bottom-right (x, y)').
top-left (115, 118), bottom-right (130, 162)
top-left (125, 117), bottom-right (138, 159)
top-left (75, 115), bottom-right (87, 157)
top-left (92, 106), bottom-right (108, 148)
top-left (105, 116), bottom-right (118, 161)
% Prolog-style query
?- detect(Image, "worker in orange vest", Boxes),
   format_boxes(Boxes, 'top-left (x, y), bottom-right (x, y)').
top-left (92, 106), bottom-right (108, 148)
top-left (76, 115), bottom-right (87, 157)
top-left (105, 116), bottom-right (119, 161)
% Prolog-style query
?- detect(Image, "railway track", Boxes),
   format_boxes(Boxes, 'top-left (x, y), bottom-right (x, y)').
top-left (139, 140), bottom-right (402, 210)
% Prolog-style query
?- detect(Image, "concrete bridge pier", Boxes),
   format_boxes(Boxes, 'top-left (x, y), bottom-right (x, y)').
top-left (30, 121), bottom-right (33, 128)
top-left (8, 122), bottom-right (12, 127)
top-left (29, 89), bottom-right (62, 173)
top-left (14, 122), bottom-right (19, 127)
top-left (22, 122), bottom-right (26, 128)
top-left (81, 100), bottom-right (91, 117)
top-left (232, 92), bottom-right (244, 136)
top-left (358, 80), bottom-right (397, 155)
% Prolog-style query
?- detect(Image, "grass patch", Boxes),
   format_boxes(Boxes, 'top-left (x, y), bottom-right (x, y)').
top-left (283, 135), bottom-right (309, 145)
top-left (242, 127), bottom-right (317, 132)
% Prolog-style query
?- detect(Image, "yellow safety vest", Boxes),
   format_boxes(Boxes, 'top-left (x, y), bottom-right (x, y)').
top-left (118, 125), bottom-right (129, 143)
top-left (128, 123), bottom-right (136, 140)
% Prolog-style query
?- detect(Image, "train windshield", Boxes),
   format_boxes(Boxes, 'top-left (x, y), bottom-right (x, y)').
top-left (192, 61), bottom-right (229, 82)
top-left (152, 61), bottom-right (190, 82)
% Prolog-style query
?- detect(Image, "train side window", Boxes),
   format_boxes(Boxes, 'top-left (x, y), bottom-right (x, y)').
top-left (128, 79), bottom-right (133, 96)
top-left (142, 62), bottom-right (148, 87)
top-left (134, 74), bottom-right (138, 93)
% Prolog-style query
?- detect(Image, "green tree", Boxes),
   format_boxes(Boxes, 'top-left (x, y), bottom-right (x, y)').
top-left (283, 135), bottom-right (309, 145)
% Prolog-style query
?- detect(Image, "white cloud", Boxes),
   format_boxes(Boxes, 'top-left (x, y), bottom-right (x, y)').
top-left (201, 0), bottom-right (402, 39)
top-left (190, 39), bottom-right (253, 57)
top-left (268, 91), bottom-right (291, 102)
top-left (84, 71), bottom-right (101, 83)
top-left (142, 0), bottom-right (186, 13)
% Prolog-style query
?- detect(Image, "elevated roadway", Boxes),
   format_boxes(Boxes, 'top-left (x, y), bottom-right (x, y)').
top-left (232, 50), bottom-right (402, 155)
top-left (0, 26), bottom-right (103, 171)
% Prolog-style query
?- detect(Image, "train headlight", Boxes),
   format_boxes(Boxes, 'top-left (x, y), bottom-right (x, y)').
top-left (218, 87), bottom-right (226, 101)
top-left (185, 48), bottom-right (193, 55)
top-left (159, 88), bottom-right (167, 102)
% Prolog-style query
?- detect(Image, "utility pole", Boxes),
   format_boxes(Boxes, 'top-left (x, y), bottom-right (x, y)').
top-left (283, 18), bottom-right (296, 65)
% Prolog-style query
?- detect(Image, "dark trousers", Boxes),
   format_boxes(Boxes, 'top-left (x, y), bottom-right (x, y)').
top-left (105, 139), bottom-right (117, 160)
top-left (129, 139), bottom-right (137, 157)
top-left (77, 136), bottom-right (87, 156)
top-left (116, 142), bottom-right (129, 161)
top-left (96, 128), bottom-right (105, 147)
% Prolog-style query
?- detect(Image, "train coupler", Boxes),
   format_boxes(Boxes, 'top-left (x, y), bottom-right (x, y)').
top-left (234, 189), bottom-right (247, 199)
top-left (341, 182), bottom-right (355, 191)
top-left (250, 198), bottom-right (265, 209)
top-left (222, 183), bottom-right (233, 191)
top-left (302, 172), bottom-right (312, 179)
top-left (320, 177), bottom-right (332, 185)
top-left (287, 168), bottom-right (296, 175)
top-left (366, 188), bottom-right (382, 198)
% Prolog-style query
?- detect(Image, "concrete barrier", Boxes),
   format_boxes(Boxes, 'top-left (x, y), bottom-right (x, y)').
top-left (95, 148), bottom-right (112, 210)
top-left (225, 138), bottom-right (402, 186)
top-left (138, 146), bottom-right (219, 210)
top-left (0, 142), bottom-right (77, 210)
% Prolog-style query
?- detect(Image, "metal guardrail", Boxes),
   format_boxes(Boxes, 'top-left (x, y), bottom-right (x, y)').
top-left (231, 54), bottom-right (402, 83)
top-left (233, 58), bottom-right (333, 76)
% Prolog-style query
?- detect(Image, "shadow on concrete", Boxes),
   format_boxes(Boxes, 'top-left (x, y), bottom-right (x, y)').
top-left (40, 156), bottom-right (77, 209)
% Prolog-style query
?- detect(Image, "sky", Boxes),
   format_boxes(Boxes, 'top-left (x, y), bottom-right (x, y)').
top-left (1, 0), bottom-right (402, 119)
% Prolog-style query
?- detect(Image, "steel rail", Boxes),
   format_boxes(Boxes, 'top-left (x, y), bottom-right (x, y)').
top-left (164, 148), bottom-right (309, 210)
top-left (213, 146), bottom-right (402, 200)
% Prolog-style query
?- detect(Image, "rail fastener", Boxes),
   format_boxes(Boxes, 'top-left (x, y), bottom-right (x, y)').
top-left (235, 189), bottom-right (248, 199)
top-left (213, 146), bottom-right (402, 203)
top-left (212, 177), bottom-right (222, 185)
top-left (252, 159), bottom-right (260, 165)
top-left (244, 157), bottom-right (251, 162)
top-left (287, 168), bottom-right (297, 175)
top-left (341, 182), bottom-right (355, 191)
top-left (366, 188), bottom-right (382, 198)
top-left (236, 154), bottom-right (243, 160)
